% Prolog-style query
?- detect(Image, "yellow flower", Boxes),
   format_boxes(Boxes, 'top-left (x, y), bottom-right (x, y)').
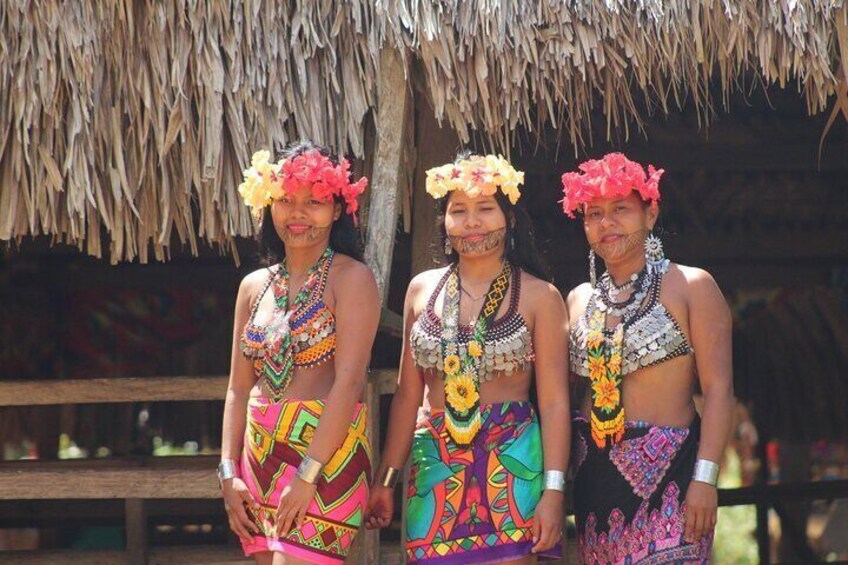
top-left (445, 373), bottom-right (480, 415)
top-left (444, 354), bottom-right (461, 376)
top-left (592, 376), bottom-right (620, 413)
top-left (238, 150), bottom-right (283, 218)
top-left (423, 155), bottom-right (524, 203)
top-left (607, 352), bottom-right (622, 374)
top-left (587, 329), bottom-right (604, 350)
top-left (588, 355), bottom-right (606, 381)
top-left (467, 341), bottom-right (483, 357)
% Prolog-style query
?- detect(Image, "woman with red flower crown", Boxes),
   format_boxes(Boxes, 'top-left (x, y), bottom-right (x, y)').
top-left (219, 141), bottom-right (380, 564)
top-left (561, 153), bottom-right (735, 564)
top-left (366, 152), bottom-right (570, 565)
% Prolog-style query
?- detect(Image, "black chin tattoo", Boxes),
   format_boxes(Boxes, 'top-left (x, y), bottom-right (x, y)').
top-left (279, 225), bottom-right (332, 245)
top-left (449, 228), bottom-right (506, 256)
top-left (590, 228), bottom-right (648, 261)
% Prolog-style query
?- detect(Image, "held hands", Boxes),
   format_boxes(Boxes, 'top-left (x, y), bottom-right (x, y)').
top-left (531, 490), bottom-right (564, 554)
top-left (222, 477), bottom-right (260, 544)
top-left (365, 484), bottom-right (395, 529)
top-left (274, 476), bottom-right (318, 537)
top-left (684, 481), bottom-right (717, 544)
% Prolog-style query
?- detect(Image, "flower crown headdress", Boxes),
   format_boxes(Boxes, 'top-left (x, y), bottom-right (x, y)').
top-left (238, 149), bottom-right (368, 221)
top-left (425, 154), bottom-right (524, 205)
top-left (560, 153), bottom-right (664, 218)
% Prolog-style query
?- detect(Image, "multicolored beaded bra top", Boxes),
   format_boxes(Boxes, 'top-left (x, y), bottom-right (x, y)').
top-left (409, 265), bottom-right (534, 383)
top-left (569, 271), bottom-right (693, 379)
top-left (240, 248), bottom-right (337, 400)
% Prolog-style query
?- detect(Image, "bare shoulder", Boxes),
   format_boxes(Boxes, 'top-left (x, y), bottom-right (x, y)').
top-left (667, 263), bottom-right (728, 313)
top-left (566, 282), bottom-right (593, 309)
top-left (332, 254), bottom-right (377, 287)
top-left (239, 266), bottom-right (275, 297)
top-left (408, 266), bottom-right (449, 299)
top-left (668, 263), bottom-right (722, 293)
top-left (520, 271), bottom-right (565, 309)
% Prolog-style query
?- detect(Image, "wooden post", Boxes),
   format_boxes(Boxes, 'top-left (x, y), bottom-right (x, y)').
top-left (125, 498), bottom-right (148, 565)
top-left (360, 46), bottom-right (410, 563)
top-left (364, 47), bottom-right (411, 304)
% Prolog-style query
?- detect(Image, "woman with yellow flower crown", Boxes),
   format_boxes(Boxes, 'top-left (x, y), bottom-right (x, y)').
top-left (365, 152), bottom-right (571, 564)
top-left (220, 141), bottom-right (380, 564)
top-left (561, 153), bottom-right (734, 564)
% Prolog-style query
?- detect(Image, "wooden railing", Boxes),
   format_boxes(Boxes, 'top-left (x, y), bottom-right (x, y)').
top-left (0, 371), bottom-right (399, 564)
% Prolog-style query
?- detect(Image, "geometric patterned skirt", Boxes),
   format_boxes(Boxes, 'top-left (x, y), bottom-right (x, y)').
top-left (405, 402), bottom-right (562, 565)
top-left (239, 398), bottom-right (371, 563)
top-left (571, 414), bottom-right (713, 565)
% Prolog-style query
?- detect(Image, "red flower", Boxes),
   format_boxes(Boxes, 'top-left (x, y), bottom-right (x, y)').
top-left (560, 153), bottom-right (664, 218)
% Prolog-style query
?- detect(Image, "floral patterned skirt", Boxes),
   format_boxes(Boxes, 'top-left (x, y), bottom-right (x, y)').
top-left (406, 402), bottom-right (562, 565)
top-left (572, 414), bottom-right (713, 564)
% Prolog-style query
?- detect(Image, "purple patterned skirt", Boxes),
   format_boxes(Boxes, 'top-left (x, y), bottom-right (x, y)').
top-left (571, 415), bottom-right (713, 564)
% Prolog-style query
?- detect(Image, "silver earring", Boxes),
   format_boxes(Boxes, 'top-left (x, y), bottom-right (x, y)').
top-left (445, 237), bottom-right (453, 255)
top-left (644, 231), bottom-right (667, 274)
top-left (589, 249), bottom-right (597, 288)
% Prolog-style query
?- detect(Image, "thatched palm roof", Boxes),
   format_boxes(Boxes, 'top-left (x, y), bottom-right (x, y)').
top-left (1, 1), bottom-right (846, 262)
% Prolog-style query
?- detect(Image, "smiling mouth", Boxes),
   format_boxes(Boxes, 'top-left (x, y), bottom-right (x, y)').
top-left (287, 225), bottom-right (311, 233)
top-left (600, 234), bottom-right (623, 244)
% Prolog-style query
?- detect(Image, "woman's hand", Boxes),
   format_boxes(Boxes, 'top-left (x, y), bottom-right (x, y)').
top-left (531, 490), bottom-right (564, 553)
top-left (274, 476), bottom-right (318, 537)
top-left (222, 477), bottom-right (260, 544)
top-left (684, 481), bottom-right (717, 544)
top-left (365, 485), bottom-right (395, 529)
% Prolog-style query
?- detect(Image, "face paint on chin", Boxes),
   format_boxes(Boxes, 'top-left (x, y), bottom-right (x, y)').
top-left (279, 225), bottom-right (332, 246)
top-left (448, 227), bottom-right (506, 256)
top-left (590, 228), bottom-right (647, 262)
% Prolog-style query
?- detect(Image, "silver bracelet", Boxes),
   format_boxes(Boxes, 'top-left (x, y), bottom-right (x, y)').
top-left (217, 459), bottom-right (238, 483)
top-left (296, 455), bottom-right (324, 484)
top-left (692, 459), bottom-right (720, 486)
top-left (543, 470), bottom-right (566, 492)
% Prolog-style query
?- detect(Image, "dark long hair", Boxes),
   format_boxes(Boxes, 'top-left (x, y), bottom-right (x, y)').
top-left (257, 141), bottom-right (364, 265)
top-left (436, 154), bottom-right (551, 282)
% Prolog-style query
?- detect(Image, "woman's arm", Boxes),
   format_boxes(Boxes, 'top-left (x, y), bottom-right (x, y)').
top-left (275, 261), bottom-right (381, 536)
top-left (529, 281), bottom-right (571, 553)
top-left (683, 267), bottom-right (735, 543)
top-left (365, 274), bottom-right (428, 528)
top-left (303, 261), bottom-right (381, 464)
top-left (221, 272), bottom-right (264, 541)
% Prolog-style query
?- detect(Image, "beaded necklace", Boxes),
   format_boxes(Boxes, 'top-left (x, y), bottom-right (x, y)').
top-left (441, 262), bottom-right (511, 445)
top-left (262, 247), bottom-right (335, 400)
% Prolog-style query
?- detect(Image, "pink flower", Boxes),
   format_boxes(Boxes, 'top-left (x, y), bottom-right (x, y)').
top-left (560, 153), bottom-right (663, 217)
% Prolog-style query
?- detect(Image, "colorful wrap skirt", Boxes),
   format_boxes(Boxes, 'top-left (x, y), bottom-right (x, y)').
top-left (239, 398), bottom-right (372, 563)
top-left (571, 415), bottom-right (713, 565)
top-left (406, 402), bottom-right (562, 565)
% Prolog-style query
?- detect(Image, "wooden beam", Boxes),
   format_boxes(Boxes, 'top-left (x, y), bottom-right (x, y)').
top-left (0, 499), bottom-right (226, 527)
top-left (0, 376), bottom-right (229, 406)
top-left (0, 545), bottom-right (252, 565)
top-left (0, 457), bottom-right (219, 499)
top-left (364, 47), bottom-right (411, 303)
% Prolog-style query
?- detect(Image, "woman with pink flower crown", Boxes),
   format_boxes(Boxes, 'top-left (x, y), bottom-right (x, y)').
top-left (561, 153), bottom-right (735, 564)
top-left (219, 141), bottom-right (380, 564)
top-left (366, 153), bottom-right (570, 565)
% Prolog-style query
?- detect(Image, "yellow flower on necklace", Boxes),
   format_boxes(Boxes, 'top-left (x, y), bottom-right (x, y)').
top-left (607, 351), bottom-right (622, 374)
top-left (587, 330), bottom-right (604, 350)
top-left (444, 354), bottom-right (461, 376)
top-left (592, 376), bottom-right (620, 413)
top-left (445, 373), bottom-right (479, 415)
top-left (467, 341), bottom-right (483, 357)
top-left (588, 355), bottom-right (606, 381)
